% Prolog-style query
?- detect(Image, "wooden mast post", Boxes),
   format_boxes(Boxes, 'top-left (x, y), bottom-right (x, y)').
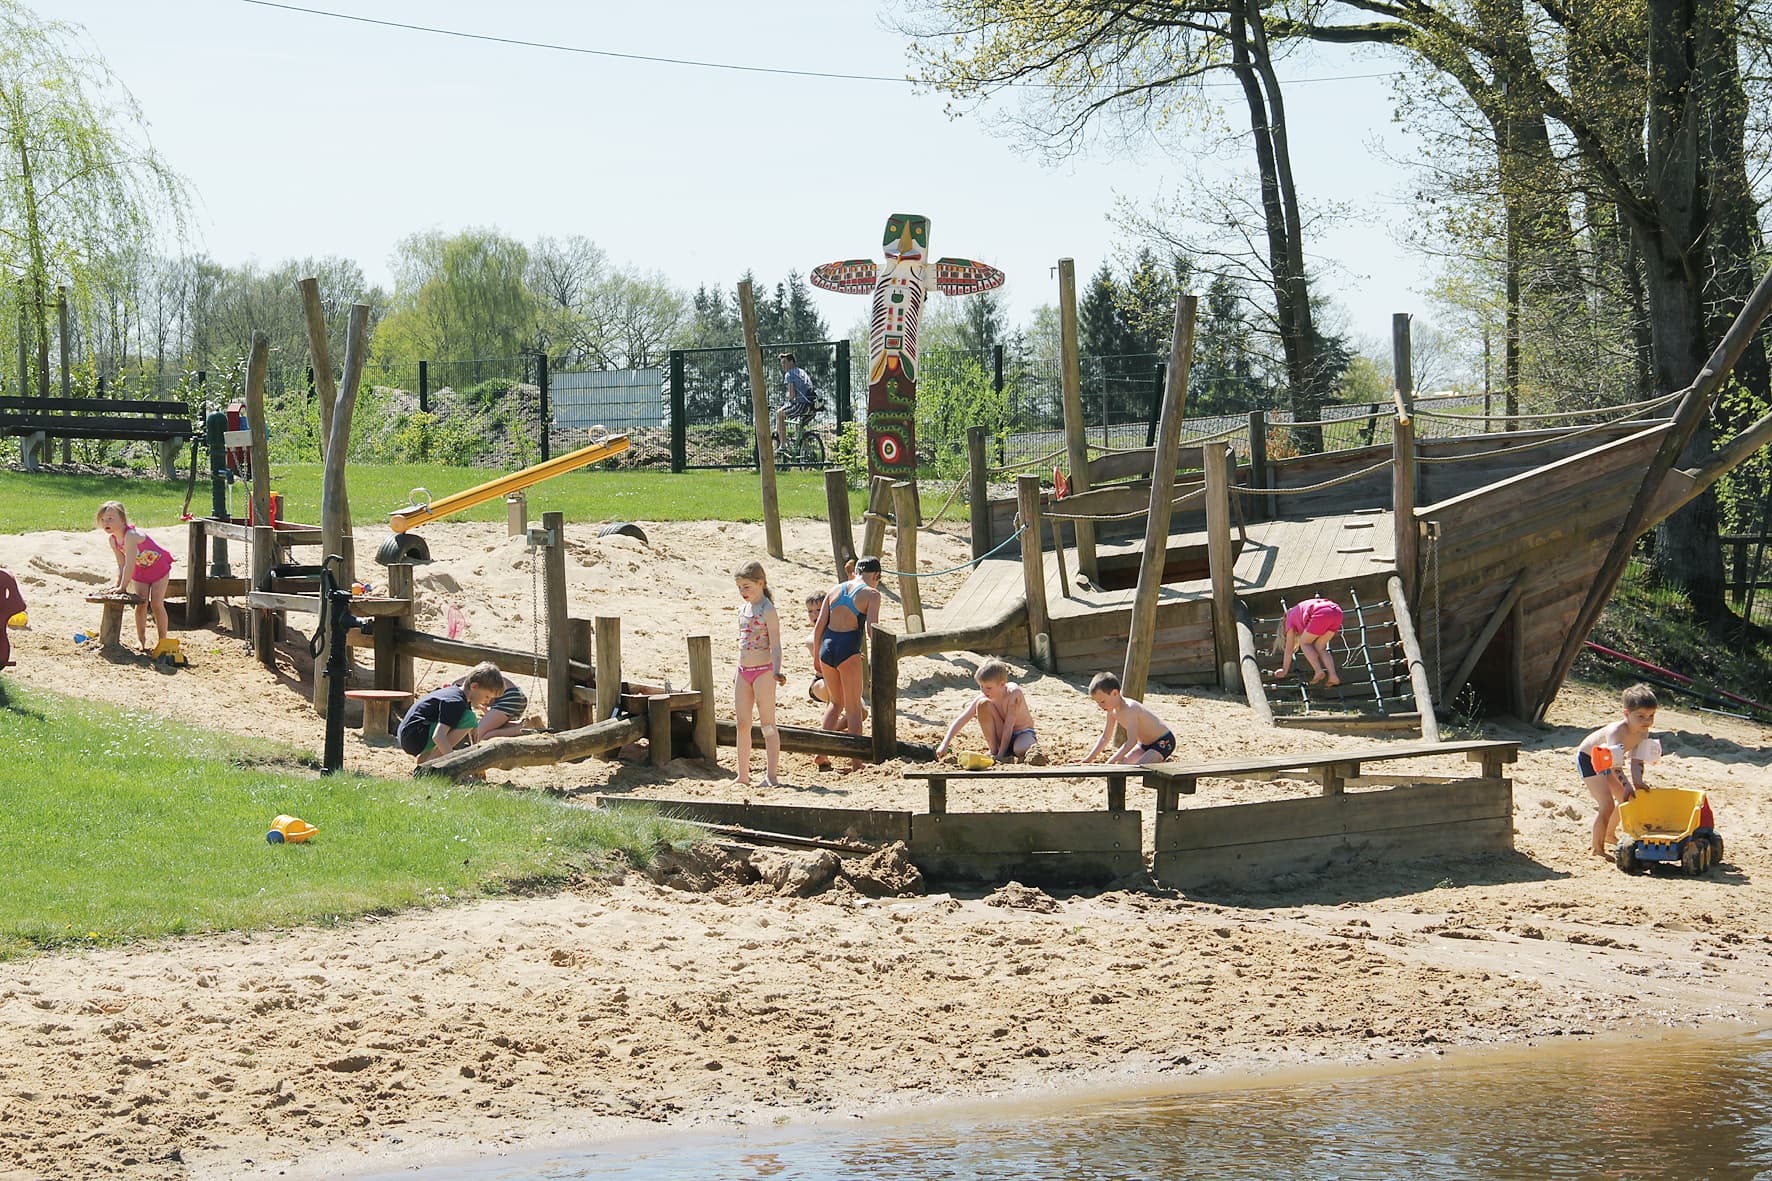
top-left (1016, 474), bottom-right (1053, 670)
top-left (1122, 294), bottom-right (1197, 702)
top-left (1204, 441), bottom-right (1238, 689)
top-left (892, 480), bottom-right (923, 633)
top-left (542, 511), bottom-right (570, 731)
top-left (1392, 313), bottom-right (1419, 607)
top-left (738, 280), bottom-right (783, 560)
top-left (314, 303), bottom-right (369, 714)
top-left (824, 468), bottom-right (855, 581)
top-left (967, 425), bottom-right (991, 559)
top-left (1057, 258), bottom-right (1097, 582)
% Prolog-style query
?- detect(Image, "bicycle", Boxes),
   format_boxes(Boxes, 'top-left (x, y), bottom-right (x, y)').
top-left (755, 412), bottom-right (828, 468)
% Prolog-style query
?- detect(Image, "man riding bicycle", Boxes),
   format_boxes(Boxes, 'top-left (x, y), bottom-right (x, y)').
top-left (774, 352), bottom-right (817, 452)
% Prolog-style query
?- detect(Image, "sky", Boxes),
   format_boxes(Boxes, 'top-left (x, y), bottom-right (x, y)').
top-left (54, 0), bottom-right (1437, 352)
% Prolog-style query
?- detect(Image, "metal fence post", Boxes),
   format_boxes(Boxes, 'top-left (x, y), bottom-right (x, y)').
top-left (537, 351), bottom-right (550, 461)
top-left (669, 349), bottom-right (687, 473)
top-left (418, 359), bottom-right (428, 414)
top-left (835, 338), bottom-right (852, 430)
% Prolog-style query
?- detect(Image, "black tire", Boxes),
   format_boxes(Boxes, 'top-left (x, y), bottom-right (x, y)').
top-left (1615, 841), bottom-right (1640, 874)
top-left (597, 522), bottom-right (649, 544)
top-left (802, 431), bottom-right (826, 468)
top-left (1707, 832), bottom-right (1725, 867)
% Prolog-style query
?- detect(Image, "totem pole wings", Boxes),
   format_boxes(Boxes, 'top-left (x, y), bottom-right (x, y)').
top-left (811, 214), bottom-right (1004, 477)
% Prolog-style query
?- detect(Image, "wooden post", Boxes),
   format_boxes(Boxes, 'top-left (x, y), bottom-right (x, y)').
top-left (647, 693), bottom-right (672, 766)
top-left (824, 468), bottom-right (855, 581)
top-left (1204, 442), bottom-right (1238, 689)
top-left (543, 512), bottom-right (570, 731)
top-left (860, 474), bottom-right (893, 560)
top-left (244, 333), bottom-right (273, 535)
top-left (186, 518), bottom-right (208, 625)
top-left (1247, 410), bottom-right (1271, 521)
top-left (297, 276), bottom-right (347, 531)
top-left (1057, 259), bottom-right (1098, 581)
top-left (250, 524), bottom-right (275, 669)
top-left (967, 426), bottom-right (991, 559)
top-left (1122, 294), bottom-right (1197, 703)
top-left (385, 562), bottom-right (415, 692)
top-left (1393, 414), bottom-right (1418, 606)
top-left (1392, 313), bottom-right (1419, 606)
top-left (737, 279), bottom-right (783, 559)
top-left (870, 626), bottom-right (898, 762)
top-left (1387, 575), bottom-right (1441, 742)
top-left (687, 634), bottom-right (716, 761)
top-left (595, 615), bottom-right (622, 737)
top-left (1016, 474), bottom-right (1053, 670)
top-left (891, 480), bottom-right (923, 633)
top-left (314, 304), bottom-right (369, 713)
top-left (567, 617), bottom-right (593, 727)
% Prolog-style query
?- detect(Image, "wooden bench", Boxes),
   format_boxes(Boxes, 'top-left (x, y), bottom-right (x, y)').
top-left (1, 396), bottom-right (194, 476)
top-left (1140, 738), bottom-right (1520, 810)
top-left (902, 765), bottom-right (1143, 814)
top-left (344, 689), bottom-right (413, 739)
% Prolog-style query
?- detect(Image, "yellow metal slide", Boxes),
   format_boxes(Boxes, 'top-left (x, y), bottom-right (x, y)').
top-left (376, 432), bottom-right (631, 564)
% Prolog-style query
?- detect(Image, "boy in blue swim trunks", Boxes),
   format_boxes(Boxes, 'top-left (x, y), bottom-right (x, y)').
top-left (1085, 671), bottom-right (1177, 765)
top-left (934, 659), bottom-right (1045, 764)
top-left (1576, 682), bottom-right (1658, 859)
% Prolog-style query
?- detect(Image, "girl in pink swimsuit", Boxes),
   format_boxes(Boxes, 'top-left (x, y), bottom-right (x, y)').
top-left (1272, 595), bottom-right (1344, 686)
top-left (733, 560), bottom-right (786, 788)
top-left (96, 500), bottom-right (173, 652)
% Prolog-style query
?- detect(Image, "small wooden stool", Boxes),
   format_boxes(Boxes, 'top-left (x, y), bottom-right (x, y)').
top-left (344, 689), bottom-right (413, 740)
top-left (85, 591), bottom-right (143, 652)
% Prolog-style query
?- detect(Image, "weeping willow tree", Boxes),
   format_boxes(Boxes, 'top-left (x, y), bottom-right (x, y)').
top-left (0, 0), bottom-right (186, 396)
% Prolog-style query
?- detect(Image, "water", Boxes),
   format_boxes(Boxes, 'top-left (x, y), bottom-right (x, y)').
top-left (354, 1030), bottom-right (1772, 1180)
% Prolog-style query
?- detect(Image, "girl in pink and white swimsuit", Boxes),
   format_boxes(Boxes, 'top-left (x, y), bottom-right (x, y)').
top-left (733, 560), bottom-right (786, 788)
top-left (96, 499), bottom-right (173, 652)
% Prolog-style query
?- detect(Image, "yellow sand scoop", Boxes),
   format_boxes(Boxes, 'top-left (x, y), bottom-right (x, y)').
top-left (376, 432), bottom-right (630, 564)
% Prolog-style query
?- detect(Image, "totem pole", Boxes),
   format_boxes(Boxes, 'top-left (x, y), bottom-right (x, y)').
top-left (811, 214), bottom-right (1004, 477)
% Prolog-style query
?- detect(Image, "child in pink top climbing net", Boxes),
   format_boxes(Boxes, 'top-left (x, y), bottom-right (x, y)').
top-left (1272, 595), bottom-right (1344, 687)
top-left (733, 559), bottom-right (786, 788)
top-left (96, 500), bottom-right (173, 652)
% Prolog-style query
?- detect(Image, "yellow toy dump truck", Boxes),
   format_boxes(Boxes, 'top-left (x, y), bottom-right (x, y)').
top-left (1614, 787), bottom-right (1723, 875)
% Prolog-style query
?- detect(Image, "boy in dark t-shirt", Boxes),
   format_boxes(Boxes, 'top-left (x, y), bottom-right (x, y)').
top-left (399, 662), bottom-right (504, 766)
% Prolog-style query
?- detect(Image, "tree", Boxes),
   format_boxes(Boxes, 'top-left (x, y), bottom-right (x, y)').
top-left (903, 0), bottom-right (1331, 443)
top-left (0, 0), bottom-right (186, 396)
top-left (375, 228), bottom-right (535, 383)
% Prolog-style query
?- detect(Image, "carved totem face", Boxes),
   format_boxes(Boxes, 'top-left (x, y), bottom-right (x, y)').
top-left (882, 214), bottom-right (929, 261)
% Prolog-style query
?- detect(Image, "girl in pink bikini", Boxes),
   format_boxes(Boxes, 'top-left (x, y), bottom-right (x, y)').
top-left (96, 500), bottom-right (173, 652)
top-left (733, 560), bottom-right (786, 788)
top-left (1272, 595), bottom-right (1344, 686)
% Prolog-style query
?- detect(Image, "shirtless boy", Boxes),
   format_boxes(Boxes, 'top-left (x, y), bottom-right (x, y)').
top-left (1576, 682), bottom-right (1659, 858)
top-left (1085, 671), bottom-right (1177, 765)
top-left (935, 660), bottom-right (1046, 764)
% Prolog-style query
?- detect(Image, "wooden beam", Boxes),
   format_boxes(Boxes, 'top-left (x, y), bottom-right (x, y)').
top-left (688, 634), bottom-right (716, 761)
top-left (392, 627), bottom-right (591, 681)
top-left (737, 279), bottom-right (783, 559)
top-left (1122, 293), bottom-right (1196, 702)
top-left (1246, 410), bottom-right (1272, 520)
top-left (567, 617), bottom-right (593, 726)
top-left (860, 474), bottom-right (893, 561)
top-left (420, 714), bottom-right (646, 782)
top-left (870, 624), bottom-right (898, 761)
top-left (1441, 574), bottom-right (1526, 705)
top-left (967, 425), bottom-right (991, 559)
top-left (1203, 442), bottom-right (1237, 688)
top-left (1393, 414), bottom-right (1418, 606)
top-left (297, 276), bottom-right (346, 530)
top-left (595, 615), bottom-right (622, 747)
top-left (541, 511), bottom-right (570, 731)
top-left (250, 523), bottom-right (275, 668)
top-left (1387, 574), bottom-right (1440, 742)
top-left (715, 719), bottom-right (935, 761)
top-left (1233, 601), bottom-right (1275, 727)
top-left (893, 480), bottom-right (923, 633)
top-left (243, 333), bottom-right (272, 536)
top-left (314, 303), bottom-right (369, 714)
top-left (384, 563), bottom-right (415, 692)
top-left (185, 519), bottom-right (208, 624)
top-left (1017, 475), bottom-right (1052, 669)
top-left (647, 693), bottom-right (672, 766)
top-left (824, 467), bottom-right (855, 581)
top-left (1056, 258), bottom-right (1097, 580)
top-left (895, 599), bottom-right (1026, 660)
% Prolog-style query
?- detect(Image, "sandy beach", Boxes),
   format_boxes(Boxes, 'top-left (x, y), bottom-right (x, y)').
top-left (2, 515), bottom-right (1769, 1181)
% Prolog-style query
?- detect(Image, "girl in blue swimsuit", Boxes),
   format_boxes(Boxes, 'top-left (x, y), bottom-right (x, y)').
top-left (812, 556), bottom-right (883, 771)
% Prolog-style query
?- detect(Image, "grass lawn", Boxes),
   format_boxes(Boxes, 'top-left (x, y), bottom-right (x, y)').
top-left (0, 681), bottom-right (699, 957)
top-left (0, 465), bottom-right (893, 534)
